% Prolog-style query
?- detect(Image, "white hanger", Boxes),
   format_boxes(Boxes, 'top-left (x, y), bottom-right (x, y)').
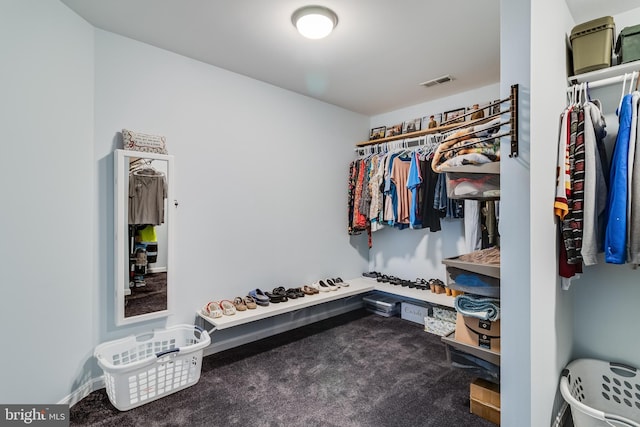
top-left (618, 73), bottom-right (630, 115)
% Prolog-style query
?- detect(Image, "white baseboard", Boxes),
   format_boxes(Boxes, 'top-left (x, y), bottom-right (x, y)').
top-left (58, 376), bottom-right (105, 407)
top-left (63, 300), bottom-right (363, 406)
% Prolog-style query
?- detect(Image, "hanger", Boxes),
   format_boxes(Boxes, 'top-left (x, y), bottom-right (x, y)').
top-left (584, 82), bottom-right (590, 105)
top-left (618, 73), bottom-right (630, 115)
top-left (629, 71), bottom-right (637, 95)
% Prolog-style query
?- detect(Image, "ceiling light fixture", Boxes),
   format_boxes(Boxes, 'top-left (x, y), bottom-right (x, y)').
top-left (292, 6), bottom-right (338, 40)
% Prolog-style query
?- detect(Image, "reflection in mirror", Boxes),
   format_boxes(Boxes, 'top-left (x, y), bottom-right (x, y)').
top-left (115, 149), bottom-right (174, 325)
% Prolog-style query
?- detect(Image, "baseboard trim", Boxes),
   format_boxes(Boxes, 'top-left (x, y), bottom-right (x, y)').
top-left (204, 300), bottom-right (364, 356)
top-left (58, 376), bottom-right (105, 407)
top-left (63, 301), bottom-right (363, 406)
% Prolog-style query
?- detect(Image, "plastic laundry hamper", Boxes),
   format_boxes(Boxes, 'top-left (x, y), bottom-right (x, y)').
top-left (94, 324), bottom-right (210, 411)
top-left (560, 358), bottom-right (640, 427)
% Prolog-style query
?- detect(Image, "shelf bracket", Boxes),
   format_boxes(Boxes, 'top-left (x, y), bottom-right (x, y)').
top-left (509, 84), bottom-right (519, 158)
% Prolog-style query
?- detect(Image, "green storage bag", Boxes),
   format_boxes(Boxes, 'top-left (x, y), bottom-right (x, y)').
top-left (616, 25), bottom-right (640, 64)
top-left (570, 16), bottom-right (615, 75)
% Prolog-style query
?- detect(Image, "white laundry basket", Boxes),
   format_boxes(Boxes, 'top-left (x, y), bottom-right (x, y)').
top-left (94, 324), bottom-right (210, 411)
top-left (560, 358), bottom-right (640, 427)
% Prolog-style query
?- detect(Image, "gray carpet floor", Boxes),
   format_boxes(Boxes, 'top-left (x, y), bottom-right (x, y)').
top-left (70, 309), bottom-right (496, 426)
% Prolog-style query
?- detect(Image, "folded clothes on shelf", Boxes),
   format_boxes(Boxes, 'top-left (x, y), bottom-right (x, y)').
top-left (454, 294), bottom-right (500, 321)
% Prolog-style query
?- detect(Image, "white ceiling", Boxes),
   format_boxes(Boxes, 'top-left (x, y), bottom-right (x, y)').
top-left (60, 0), bottom-right (500, 116)
top-left (59, 0), bottom-right (640, 116)
top-left (565, 0), bottom-right (640, 24)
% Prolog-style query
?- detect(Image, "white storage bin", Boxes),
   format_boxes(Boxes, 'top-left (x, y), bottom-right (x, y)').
top-left (560, 358), bottom-right (640, 427)
top-left (94, 324), bottom-right (210, 411)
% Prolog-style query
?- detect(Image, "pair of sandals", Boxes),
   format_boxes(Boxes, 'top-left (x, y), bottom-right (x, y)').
top-left (311, 278), bottom-right (348, 292)
top-left (201, 301), bottom-right (224, 318)
top-left (265, 286), bottom-right (289, 303)
top-left (233, 296), bottom-right (257, 311)
top-left (301, 285), bottom-right (319, 295)
top-left (202, 298), bottom-right (257, 318)
top-left (201, 300), bottom-right (236, 318)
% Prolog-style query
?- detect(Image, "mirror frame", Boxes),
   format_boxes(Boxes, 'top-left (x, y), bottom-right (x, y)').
top-left (114, 149), bottom-right (174, 326)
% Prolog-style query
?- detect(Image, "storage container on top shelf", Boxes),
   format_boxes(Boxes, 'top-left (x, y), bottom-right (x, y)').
top-left (441, 162), bottom-right (500, 201)
top-left (616, 25), bottom-right (640, 65)
top-left (570, 16), bottom-right (616, 75)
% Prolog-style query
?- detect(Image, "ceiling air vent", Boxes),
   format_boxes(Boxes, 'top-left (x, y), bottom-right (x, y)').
top-left (420, 75), bottom-right (453, 88)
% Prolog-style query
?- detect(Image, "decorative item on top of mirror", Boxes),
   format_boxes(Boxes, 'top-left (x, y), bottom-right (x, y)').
top-left (122, 129), bottom-right (168, 154)
top-left (115, 149), bottom-right (174, 326)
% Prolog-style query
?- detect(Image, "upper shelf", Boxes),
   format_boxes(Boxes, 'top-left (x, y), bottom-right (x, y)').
top-left (568, 59), bottom-right (640, 84)
top-left (355, 121), bottom-right (474, 147)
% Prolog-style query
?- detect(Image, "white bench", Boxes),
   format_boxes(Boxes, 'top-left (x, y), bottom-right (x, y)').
top-left (197, 277), bottom-right (454, 332)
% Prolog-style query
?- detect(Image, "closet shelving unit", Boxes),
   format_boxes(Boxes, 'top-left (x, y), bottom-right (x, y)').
top-left (350, 86), bottom-right (519, 349)
top-left (436, 85), bottom-right (519, 369)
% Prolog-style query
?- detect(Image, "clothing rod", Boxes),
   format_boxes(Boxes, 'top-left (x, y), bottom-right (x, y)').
top-left (439, 131), bottom-right (510, 153)
top-left (353, 135), bottom-right (442, 152)
top-left (566, 72), bottom-right (638, 91)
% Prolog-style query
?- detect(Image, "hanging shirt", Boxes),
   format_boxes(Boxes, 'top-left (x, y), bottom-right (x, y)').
top-left (605, 93), bottom-right (633, 264)
top-left (129, 171), bottom-right (167, 225)
top-left (565, 107), bottom-right (586, 264)
top-left (383, 153), bottom-right (400, 224)
top-left (560, 107), bottom-right (583, 266)
top-left (626, 92), bottom-right (640, 262)
top-left (629, 92), bottom-right (640, 264)
top-left (368, 155), bottom-right (385, 232)
top-left (391, 154), bottom-right (412, 226)
top-left (581, 102), bottom-right (608, 266)
top-left (419, 155), bottom-right (442, 232)
top-left (407, 152), bottom-right (422, 228)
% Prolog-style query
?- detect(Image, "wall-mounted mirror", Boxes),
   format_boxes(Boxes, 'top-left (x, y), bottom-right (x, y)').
top-left (115, 149), bottom-right (174, 326)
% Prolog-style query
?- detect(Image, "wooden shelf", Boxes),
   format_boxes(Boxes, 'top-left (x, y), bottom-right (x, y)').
top-left (356, 117), bottom-right (495, 147)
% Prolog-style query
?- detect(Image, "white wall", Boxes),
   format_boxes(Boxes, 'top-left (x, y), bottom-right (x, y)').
top-left (0, 1), bottom-right (95, 404)
top-left (500, 0), bottom-right (532, 425)
top-left (366, 84), bottom-right (500, 282)
top-left (529, 1), bottom-right (576, 425)
top-left (93, 29), bottom-right (370, 349)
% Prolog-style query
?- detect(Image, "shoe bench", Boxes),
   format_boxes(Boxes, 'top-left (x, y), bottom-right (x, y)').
top-left (198, 279), bottom-right (375, 331)
top-left (197, 277), bottom-right (454, 333)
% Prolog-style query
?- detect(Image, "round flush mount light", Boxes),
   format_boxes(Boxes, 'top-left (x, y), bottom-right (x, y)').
top-left (291, 6), bottom-right (338, 40)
